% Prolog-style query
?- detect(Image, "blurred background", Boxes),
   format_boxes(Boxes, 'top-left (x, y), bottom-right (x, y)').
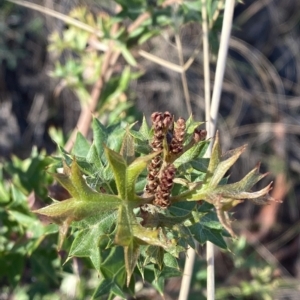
top-left (1, 0), bottom-right (300, 299)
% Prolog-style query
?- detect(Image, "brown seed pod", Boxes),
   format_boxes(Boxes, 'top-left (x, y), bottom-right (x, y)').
top-left (152, 164), bottom-right (176, 208)
top-left (193, 128), bottom-right (207, 143)
top-left (170, 117), bottom-right (186, 154)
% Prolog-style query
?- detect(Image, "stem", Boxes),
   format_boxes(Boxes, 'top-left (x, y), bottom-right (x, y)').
top-left (201, 0), bottom-right (214, 299)
top-left (209, 0), bottom-right (235, 141)
top-left (207, 2), bottom-right (235, 300)
top-left (202, 0), bottom-right (211, 140)
top-left (175, 34), bottom-right (192, 115)
top-left (179, 0), bottom-right (235, 299)
top-left (206, 242), bottom-right (215, 300)
top-left (178, 246), bottom-right (196, 300)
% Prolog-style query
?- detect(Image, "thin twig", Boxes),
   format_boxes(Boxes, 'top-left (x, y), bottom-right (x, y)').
top-left (175, 34), bottom-right (192, 115)
top-left (7, 0), bottom-right (104, 38)
top-left (178, 247), bottom-right (196, 300)
top-left (205, 3), bottom-right (235, 299)
top-left (139, 49), bottom-right (184, 73)
top-left (209, 0), bottom-right (225, 29)
top-left (205, 0), bottom-right (235, 297)
top-left (201, 1), bottom-right (215, 299)
top-left (209, 0), bottom-right (235, 141)
top-left (202, 0), bottom-right (212, 136)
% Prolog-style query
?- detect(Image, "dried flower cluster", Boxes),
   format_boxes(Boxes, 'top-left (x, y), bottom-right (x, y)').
top-left (144, 111), bottom-right (206, 208)
top-left (169, 117), bottom-right (186, 154)
top-left (153, 164), bottom-right (176, 208)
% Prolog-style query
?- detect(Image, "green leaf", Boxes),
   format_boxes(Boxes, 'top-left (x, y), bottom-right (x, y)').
top-left (115, 204), bottom-right (165, 286)
top-left (120, 129), bottom-right (135, 165)
top-left (8, 211), bottom-right (41, 233)
top-left (69, 211), bottom-right (117, 271)
top-left (190, 158), bottom-right (209, 172)
top-left (72, 132), bottom-right (90, 157)
top-left (8, 185), bottom-right (28, 209)
top-left (86, 143), bottom-right (102, 169)
top-left (215, 163), bottom-right (267, 195)
top-left (115, 205), bottom-right (135, 246)
top-left (163, 252), bottom-right (180, 270)
top-left (93, 278), bottom-right (125, 299)
top-left (101, 67), bottom-right (132, 106)
top-left (34, 160), bottom-right (121, 247)
top-left (119, 66), bottom-right (131, 91)
top-left (145, 246), bottom-right (164, 270)
top-left (0, 253), bottom-right (24, 287)
top-left (138, 115), bottom-right (150, 140)
top-left (120, 45), bottom-right (137, 66)
top-left (69, 229), bottom-right (101, 271)
top-left (106, 125), bottom-right (127, 152)
top-left (105, 145), bottom-right (159, 201)
top-left (200, 211), bottom-right (223, 230)
top-left (159, 264), bottom-right (182, 278)
top-left (174, 140), bottom-right (208, 167)
top-left (209, 144), bottom-right (247, 187)
top-left (190, 223), bottom-right (227, 250)
top-left (184, 0), bottom-right (202, 11)
top-left (104, 147), bottom-right (127, 200)
top-left (33, 195), bottom-right (121, 225)
top-left (206, 131), bottom-right (222, 177)
top-left (92, 118), bottom-right (108, 157)
top-left (100, 246), bottom-right (127, 289)
top-left (0, 168), bottom-right (10, 204)
top-left (124, 241), bottom-right (140, 286)
top-left (169, 201), bottom-right (196, 216)
top-left (138, 29), bottom-right (160, 44)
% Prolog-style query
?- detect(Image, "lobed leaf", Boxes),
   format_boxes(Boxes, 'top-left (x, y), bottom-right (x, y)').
top-left (208, 144), bottom-right (247, 187)
top-left (72, 132), bottom-right (90, 157)
top-left (92, 118), bottom-right (108, 157)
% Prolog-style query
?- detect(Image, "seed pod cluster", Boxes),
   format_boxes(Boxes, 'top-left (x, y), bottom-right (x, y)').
top-left (150, 112), bottom-right (172, 151)
top-left (169, 117), bottom-right (186, 154)
top-left (144, 112), bottom-right (207, 208)
top-left (153, 164), bottom-right (176, 208)
top-left (144, 112), bottom-right (180, 207)
top-left (193, 128), bottom-right (207, 143)
top-left (144, 156), bottom-right (162, 195)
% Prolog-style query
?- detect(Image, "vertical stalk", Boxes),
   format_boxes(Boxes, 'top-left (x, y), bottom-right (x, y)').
top-left (209, 0), bottom-right (235, 140)
top-left (178, 246), bottom-right (195, 300)
top-left (202, 0), bottom-right (211, 136)
top-left (207, 1), bottom-right (235, 300)
top-left (201, 1), bottom-right (215, 299)
top-left (175, 34), bottom-right (193, 115)
top-left (179, 0), bottom-right (235, 299)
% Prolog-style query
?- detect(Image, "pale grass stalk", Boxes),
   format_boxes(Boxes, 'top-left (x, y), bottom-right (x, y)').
top-left (207, 1), bottom-right (235, 299)
top-left (179, 0), bottom-right (235, 299)
top-left (201, 0), bottom-right (214, 299)
top-left (209, 0), bottom-right (235, 140)
top-left (175, 34), bottom-right (192, 115)
top-left (178, 246), bottom-right (196, 300)
top-left (202, 0), bottom-right (211, 135)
